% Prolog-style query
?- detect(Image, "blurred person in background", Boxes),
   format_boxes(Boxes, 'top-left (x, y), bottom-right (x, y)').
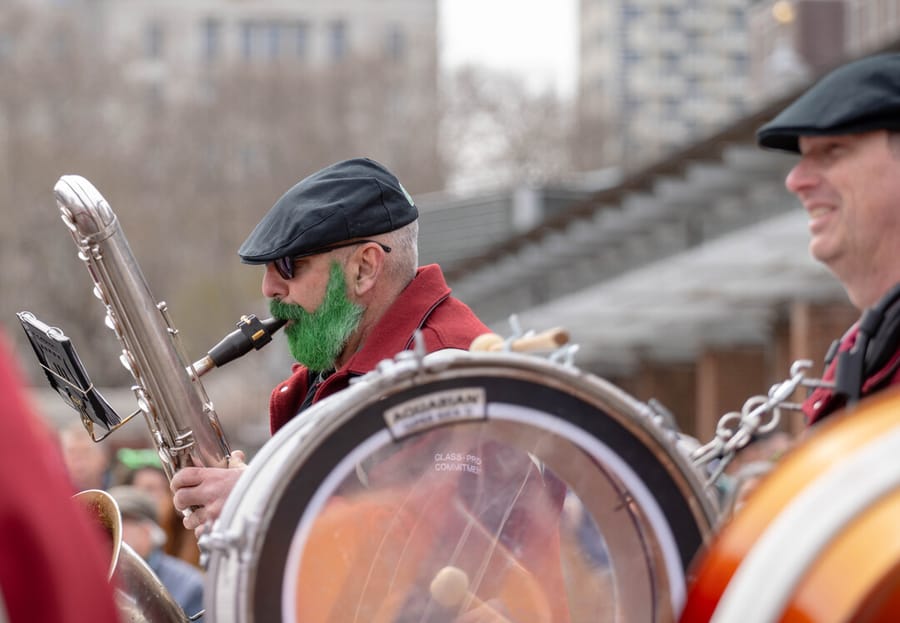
top-left (757, 52), bottom-right (900, 425)
top-left (118, 447), bottom-right (201, 567)
top-left (59, 419), bottom-right (112, 491)
top-left (721, 430), bottom-right (794, 515)
top-left (0, 331), bottom-right (118, 622)
top-left (109, 484), bottom-right (205, 620)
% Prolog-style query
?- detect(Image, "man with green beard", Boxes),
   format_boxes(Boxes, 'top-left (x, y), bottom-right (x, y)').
top-left (171, 158), bottom-right (490, 532)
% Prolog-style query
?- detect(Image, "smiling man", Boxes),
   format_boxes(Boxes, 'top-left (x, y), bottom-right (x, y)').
top-left (757, 52), bottom-right (900, 424)
top-left (171, 158), bottom-right (489, 530)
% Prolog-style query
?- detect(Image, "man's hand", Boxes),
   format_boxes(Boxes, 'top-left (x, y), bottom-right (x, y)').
top-left (171, 450), bottom-right (248, 536)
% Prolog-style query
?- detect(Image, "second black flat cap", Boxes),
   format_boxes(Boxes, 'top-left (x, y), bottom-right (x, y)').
top-left (757, 53), bottom-right (900, 153)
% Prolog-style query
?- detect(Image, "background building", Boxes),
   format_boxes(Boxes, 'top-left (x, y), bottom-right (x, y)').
top-left (88, 0), bottom-right (437, 102)
top-left (578, 0), bottom-right (752, 170)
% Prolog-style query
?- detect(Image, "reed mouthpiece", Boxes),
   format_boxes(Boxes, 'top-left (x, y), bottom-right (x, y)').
top-left (202, 315), bottom-right (287, 370)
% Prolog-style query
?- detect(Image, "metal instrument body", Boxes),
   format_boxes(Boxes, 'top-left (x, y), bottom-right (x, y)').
top-left (54, 174), bottom-right (230, 476)
top-left (75, 489), bottom-right (191, 623)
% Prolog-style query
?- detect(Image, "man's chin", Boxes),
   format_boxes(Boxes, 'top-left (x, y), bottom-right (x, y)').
top-left (808, 240), bottom-right (839, 266)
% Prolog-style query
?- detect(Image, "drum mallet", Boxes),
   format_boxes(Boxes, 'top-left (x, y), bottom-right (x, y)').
top-left (430, 566), bottom-right (480, 608)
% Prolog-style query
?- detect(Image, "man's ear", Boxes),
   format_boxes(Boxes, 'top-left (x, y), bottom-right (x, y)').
top-left (350, 242), bottom-right (386, 296)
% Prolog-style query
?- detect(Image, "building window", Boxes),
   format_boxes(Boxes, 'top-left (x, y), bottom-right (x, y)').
top-left (329, 20), bottom-right (348, 61)
top-left (145, 20), bottom-right (164, 60)
top-left (241, 21), bottom-right (279, 61)
top-left (291, 21), bottom-right (309, 59)
top-left (728, 95), bottom-right (746, 113)
top-left (623, 3), bottom-right (643, 21)
top-left (685, 75), bottom-right (700, 97)
top-left (663, 96), bottom-right (679, 119)
top-left (241, 21), bottom-right (254, 60)
top-left (0, 33), bottom-right (11, 61)
top-left (202, 18), bottom-right (221, 62)
top-left (385, 23), bottom-right (405, 61)
top-left (731, 52), bottom-right (747, 74)
top-left (266, 22), bottom-right (280, 60)
top-left (623, 47), bottom-right (642, 65)
top-left (685, 31), bottom-right (700, 54)
top-left (662, 6), bottom-right (679, 29)
top-left (662, 51), bottom-right (679, 73)
top-left (624, 94), bottom-right (641, 111)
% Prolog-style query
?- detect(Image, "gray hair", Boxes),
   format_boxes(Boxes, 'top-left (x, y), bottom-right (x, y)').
top-left (889, 130), bottom-right (900, 159)
top-left (381, 220), bottom-right (419, 285)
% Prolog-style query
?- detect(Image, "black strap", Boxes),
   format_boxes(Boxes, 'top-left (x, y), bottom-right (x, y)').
top-left (834, 282), bottom-right (900, 403)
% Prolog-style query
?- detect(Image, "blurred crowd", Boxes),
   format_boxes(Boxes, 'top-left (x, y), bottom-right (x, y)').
top-left (57, 422), bottom-right (206, 620)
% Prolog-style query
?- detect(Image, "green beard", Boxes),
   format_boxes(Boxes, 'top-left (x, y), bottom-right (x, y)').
top-left (268, 262), bottom-right (364, 372)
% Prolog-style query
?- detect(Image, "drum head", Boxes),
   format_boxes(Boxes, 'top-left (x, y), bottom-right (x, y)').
top-left (681, 386), bottom-right (900, 623)
top-left (208, 352), bottom-right (716, 622)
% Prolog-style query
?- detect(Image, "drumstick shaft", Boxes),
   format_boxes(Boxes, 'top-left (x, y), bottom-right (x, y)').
top-left (509, 328), bottom-right (569, 351)
top-left (470, 328), bottom-right (569, 353)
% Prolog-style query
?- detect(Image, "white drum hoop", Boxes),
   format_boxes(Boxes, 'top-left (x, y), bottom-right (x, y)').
top-left (206, 350), bottom-right (717, 622)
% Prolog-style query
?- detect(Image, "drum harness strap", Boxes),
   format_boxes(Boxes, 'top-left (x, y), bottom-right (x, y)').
top-left (688, 359), bottom-right (830, 488)
top-left (832, 282), bottom-right (900, 404)
top-left (690, 284), bottom-right (900, 488)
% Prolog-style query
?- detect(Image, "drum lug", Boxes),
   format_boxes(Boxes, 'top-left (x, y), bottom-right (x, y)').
top-left (200, 514), bottom-right (262, 563)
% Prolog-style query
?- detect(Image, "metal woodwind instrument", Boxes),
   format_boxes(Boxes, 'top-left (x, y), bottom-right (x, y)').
top-left (53, 174), bottom-right (284, 479)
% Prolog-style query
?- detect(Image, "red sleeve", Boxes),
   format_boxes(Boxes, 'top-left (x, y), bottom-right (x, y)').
top-left (418, 296), bottom-right (491, 351)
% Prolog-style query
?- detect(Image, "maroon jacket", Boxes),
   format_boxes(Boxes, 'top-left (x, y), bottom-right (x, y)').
top-left (269, 264), bottom-right (490, 433)
top-left (803, 323), bottom-right (900, 424)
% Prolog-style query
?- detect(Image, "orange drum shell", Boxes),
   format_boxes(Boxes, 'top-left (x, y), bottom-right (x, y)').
top-left (785, 487), bottom-right (900, 622)
top-left (680, 386), bottom-right (900, 623)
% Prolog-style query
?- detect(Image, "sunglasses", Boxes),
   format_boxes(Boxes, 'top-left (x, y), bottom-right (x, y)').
top-left (272, 240), bottom-right (392, 280)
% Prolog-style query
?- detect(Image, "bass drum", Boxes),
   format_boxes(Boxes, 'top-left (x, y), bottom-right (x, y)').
top-left (206, 350), bottom-right (718, 622)
top-left (680, 386), bottom-right (900, 623)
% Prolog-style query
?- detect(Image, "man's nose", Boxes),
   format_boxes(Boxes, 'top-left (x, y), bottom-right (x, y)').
top-left (785, 158), bottom-right (819, 195)
top-left (261, 264), bottom-right (288, 298)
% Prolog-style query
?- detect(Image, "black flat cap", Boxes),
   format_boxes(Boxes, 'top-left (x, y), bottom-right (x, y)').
top-left (757, 53), bottom-right (900, 153)
top-left (239, 158), bottom-right (418, 264)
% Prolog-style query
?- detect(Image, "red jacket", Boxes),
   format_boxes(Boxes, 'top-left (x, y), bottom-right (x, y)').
top-left (803, 323), bottom-right (900, 424)
top-left (269, 264), bottom-right (490, 433)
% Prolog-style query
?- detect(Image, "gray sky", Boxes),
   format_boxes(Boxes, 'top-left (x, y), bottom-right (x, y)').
top-left (438, 0), bottom-right (578, 96)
